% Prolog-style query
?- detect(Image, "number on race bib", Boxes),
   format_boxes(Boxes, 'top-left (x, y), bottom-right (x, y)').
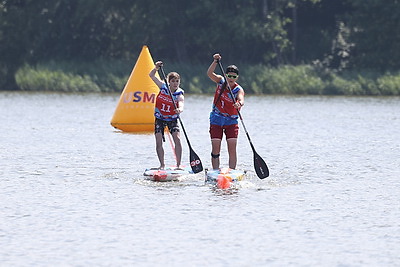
top-left (161, 103), bottom-right (171, 112)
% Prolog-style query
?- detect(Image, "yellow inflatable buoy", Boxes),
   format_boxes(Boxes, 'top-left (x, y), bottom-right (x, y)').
top-left (110, 45), bottom-right (159, 132)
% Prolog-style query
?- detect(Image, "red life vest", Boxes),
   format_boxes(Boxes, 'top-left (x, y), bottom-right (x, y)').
top-left (212, 80), bottom-right (242, 118)
top-left (154, 84), bottom-right (183, 121)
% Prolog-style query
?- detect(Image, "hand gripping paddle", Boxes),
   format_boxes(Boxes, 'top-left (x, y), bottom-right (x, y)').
top-left (216, 60), bottom-right (269, 178)
top-left (159, 65), bottom-right (203, 173)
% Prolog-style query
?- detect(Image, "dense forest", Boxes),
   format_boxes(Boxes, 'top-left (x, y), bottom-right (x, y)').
top-left (1, 0), bottom-right (400, 94)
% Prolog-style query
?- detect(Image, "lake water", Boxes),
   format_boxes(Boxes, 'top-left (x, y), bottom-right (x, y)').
top-left (1, 91), bottom-right (399, 266)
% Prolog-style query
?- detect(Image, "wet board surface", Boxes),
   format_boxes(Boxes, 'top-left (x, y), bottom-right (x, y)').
top-left (143, 166), bottom-right (193, 182)
top-left (205, 168), bottom-right (247, 189)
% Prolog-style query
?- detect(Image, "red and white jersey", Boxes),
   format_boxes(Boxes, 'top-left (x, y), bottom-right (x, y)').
top-left (154, 84), bottom-right (184, 121)
top-left (212, 78), bottom-right (243, 118)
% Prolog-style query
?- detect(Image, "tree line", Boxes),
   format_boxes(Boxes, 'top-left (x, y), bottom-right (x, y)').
top-left (1, 0), bottom-right (400, 91)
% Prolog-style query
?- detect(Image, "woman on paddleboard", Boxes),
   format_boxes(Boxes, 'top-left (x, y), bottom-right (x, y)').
top-left (149, 61), bottom-right (184, 170)
top-left (207, 53), bottom-right (245, 170)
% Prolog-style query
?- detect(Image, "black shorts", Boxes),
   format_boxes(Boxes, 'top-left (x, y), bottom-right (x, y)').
top-left (155, 118), bottom-right (180, 134)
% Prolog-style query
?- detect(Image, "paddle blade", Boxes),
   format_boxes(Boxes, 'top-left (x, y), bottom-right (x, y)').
top-left (254, 152), bottom-right (269, 179)
top-left (189, 149), bottom-right (203, 173)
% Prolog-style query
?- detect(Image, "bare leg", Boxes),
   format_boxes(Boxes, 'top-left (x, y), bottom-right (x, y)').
top-left (227, 138), bottom-right (238, 169)
top-left (172, 131), bottom-right (182, 167)
top-left (211, 139), bottom-right (222, 170)
top-left (155, 132), bottom-right (165, 169)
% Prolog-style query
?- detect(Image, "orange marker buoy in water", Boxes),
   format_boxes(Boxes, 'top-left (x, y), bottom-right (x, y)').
top-left (110, 45), bottom-right (160, 132)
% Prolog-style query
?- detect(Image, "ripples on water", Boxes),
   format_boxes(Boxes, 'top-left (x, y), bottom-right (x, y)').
top-left (1, 92), bottom-right (399, 266)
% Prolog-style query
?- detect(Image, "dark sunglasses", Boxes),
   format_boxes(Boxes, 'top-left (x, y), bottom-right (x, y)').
top-left (226, 74), bottom-right (238, 79)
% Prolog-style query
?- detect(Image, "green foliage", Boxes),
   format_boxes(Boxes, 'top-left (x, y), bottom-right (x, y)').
top-left (246, 65), bottom-right (324, 94)
top-left (36, 59), bottom-right (131, 92)
top-left (15, 65), bottom-right (101, 92)
top-left (344, 0), bottom-right (400, 70)
top-left (326, 76), bottom-right (363, 95)
top-left (1, 0), bottom-right (329, 90)
top-left (356, 75), bottom-right (380, 96)
top-left (166, 63), bottom-right (212, 94)
top-left (5, 0), bottom-right (400, 92)
top-left (15, 61), bottom-right (400, 95)
top-left (377, 73), bottom-right (400, 95)
top-left (3, 0), bottom-right (400, 93)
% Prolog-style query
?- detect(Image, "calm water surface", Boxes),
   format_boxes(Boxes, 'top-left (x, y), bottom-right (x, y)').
top-left (1, 91), bottom-right (399, 266)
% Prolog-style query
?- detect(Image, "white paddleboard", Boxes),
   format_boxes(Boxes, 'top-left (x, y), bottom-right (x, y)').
top-left (143, 166), bottom-right (193, 182)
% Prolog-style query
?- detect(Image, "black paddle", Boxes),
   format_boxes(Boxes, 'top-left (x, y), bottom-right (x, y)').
top-left (216, 60), bottom-right (269, 179)
top-left (159, 65), bottom-right (203, 173)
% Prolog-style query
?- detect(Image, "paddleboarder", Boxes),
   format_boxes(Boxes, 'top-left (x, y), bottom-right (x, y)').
top-left (207, 53), bottom-right (245, 170)
top-left (149, 61), bottom-right (184, 170)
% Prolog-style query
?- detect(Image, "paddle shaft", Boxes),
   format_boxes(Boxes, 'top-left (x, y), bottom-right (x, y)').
top-left (216, 61), bottom-right (254, 150)
top-left (216, 60), bottom-right (269, 178)
top-left (159, 66), bottom-right (203, 173)
top-left (159, 67), bottom-right (192, 148)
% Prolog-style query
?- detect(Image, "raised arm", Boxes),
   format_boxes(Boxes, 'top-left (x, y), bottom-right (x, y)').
top-left (207, 53), bottom-right (223, 83)
top-left (149, 61), bottom-right (164, 88)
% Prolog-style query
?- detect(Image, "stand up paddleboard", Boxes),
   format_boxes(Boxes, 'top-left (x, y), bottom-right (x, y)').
top-left (205, 168), bottom-right (247, 189)
top-left (144, 166), bottom-right (193, 182)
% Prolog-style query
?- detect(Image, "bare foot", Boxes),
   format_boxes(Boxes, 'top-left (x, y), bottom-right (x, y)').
top-left (153, 166), bottom-right (164, 170)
